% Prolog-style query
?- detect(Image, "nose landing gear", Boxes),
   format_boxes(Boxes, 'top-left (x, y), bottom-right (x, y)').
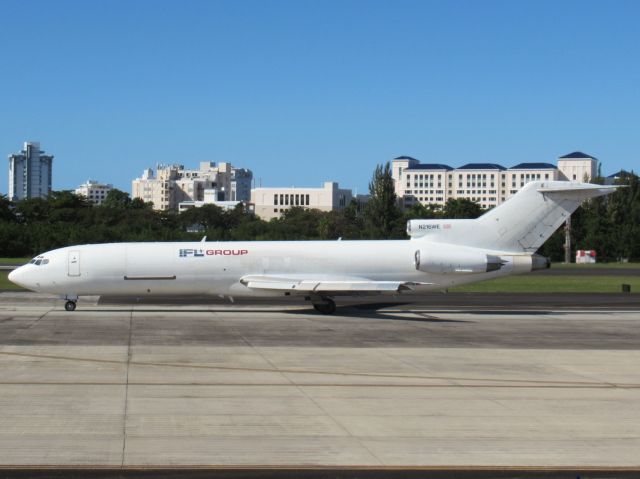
top-left (64, 300), bottom-right (77, 312)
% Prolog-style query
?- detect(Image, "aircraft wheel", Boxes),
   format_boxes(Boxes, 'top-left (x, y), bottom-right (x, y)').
top-left (313, 298), bottom-right (336, 315)
top-left (64, 300), bottom-right (77, 312)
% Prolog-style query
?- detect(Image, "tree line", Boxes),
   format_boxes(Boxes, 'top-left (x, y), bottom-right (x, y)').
top-left (0, 164), bottom-right (638, 262)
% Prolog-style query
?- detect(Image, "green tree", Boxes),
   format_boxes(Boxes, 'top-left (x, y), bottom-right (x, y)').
top-left (49, 190), bottom-right (89, 210)
top-left (0, 195), bottom-right (16, 222)
top-left (442, 198), bottom-right (483, 219)
top-left (102, 189), bottom-right (132, 209)
top-left (363, 162), bottom-right (403, 238)
top-left (14, 197), bottom-right (52, 224)
top-left (266, 207), bottom-right (325, 240)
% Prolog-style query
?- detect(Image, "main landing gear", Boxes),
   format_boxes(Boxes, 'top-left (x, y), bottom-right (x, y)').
top-left (312, 297), bottom-right (336, 315)
top-left (63, 295), bottom-right (78, 312)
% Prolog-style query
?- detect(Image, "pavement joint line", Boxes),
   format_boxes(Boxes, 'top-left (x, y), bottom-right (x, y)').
top-left (224, 325), bottom-right (384, 465)
top-left (0, 350), bottom-right (638, 389)
top-left (0, 381), bottom-right (637, 388)
top-left (121, 308), bottom-right (134, 468)
top-left (22, 308), bottom-right (53, 330)
top-left (555, 364), bottom-right (622, 390)
top-left (235, 317), bottom-right (294, 388)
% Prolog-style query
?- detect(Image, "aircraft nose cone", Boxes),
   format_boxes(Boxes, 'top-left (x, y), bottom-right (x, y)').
top-left (8, 266), bottom-right (27, 288)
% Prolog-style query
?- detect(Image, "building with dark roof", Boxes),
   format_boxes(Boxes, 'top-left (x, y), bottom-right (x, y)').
top-left (457, 163), bottom-right (506, 171)
top-left (559, 151), bottom-right (598, 160)
top-left (510, 162), bottom-right (556, 170)
top-left (405, 163), bottom-right (453, 171)
top-left (391, 154), bottom-right (572, 210)
top-left (391, 152), bottom-right (607, 210)
top-left (604, 170), bottom-right (628, 185)
top-left (557, 152), bottom-right (598, 182)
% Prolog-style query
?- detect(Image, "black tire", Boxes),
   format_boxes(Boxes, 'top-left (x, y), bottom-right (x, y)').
top-left (313, 298), bottom-right (336, 315)
top-left (64, 300), bottom-right (77, 312)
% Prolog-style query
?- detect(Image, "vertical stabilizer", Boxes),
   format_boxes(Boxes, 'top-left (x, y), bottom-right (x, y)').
top-left (412, 181), bottom-right (618, 253)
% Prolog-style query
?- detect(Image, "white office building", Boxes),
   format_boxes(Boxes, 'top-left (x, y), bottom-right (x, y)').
top-left (251, 181), bottom-right (353, 220)
top-left (557, 151), bottom-right (598, 182)
top-left (75, 180), bottom-right (113, 205)
top-left (451, 163), bottom-right (508, 209)
top-left (132, 161), bottom-right (253, 211)
top-left (8, 141), bottom-right (53, 201)
top-left (503, 162), bottom-right (559, 198)
top-left (392, 152), bottom-right (595, 210)
top-left (396, 160), bottom-right (453, 209)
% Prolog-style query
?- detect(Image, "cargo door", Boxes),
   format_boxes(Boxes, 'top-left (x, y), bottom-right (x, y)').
top-left (125, 244), bottom-right (176, 280)
top-left (68, 251), bottom-right (81, 277)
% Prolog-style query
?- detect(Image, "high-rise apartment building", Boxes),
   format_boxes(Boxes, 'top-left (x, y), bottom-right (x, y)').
top-left (132, 161), bottom-right (253, 211)
top-left (8, 142), bottom-right (53, 201)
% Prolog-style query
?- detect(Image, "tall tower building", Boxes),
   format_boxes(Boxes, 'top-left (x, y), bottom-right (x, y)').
top-left (8, 141), bottom-right (54, 201)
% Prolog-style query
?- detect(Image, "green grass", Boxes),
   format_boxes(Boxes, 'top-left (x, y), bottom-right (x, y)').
top-left (550, 262), bottom-right (640, 270)
top-left (0, 271), bottom-right (26, 291)
top-left (0, 257), bottom-right (30, 265)
top-left (451, 275), bottom-right (640, 293)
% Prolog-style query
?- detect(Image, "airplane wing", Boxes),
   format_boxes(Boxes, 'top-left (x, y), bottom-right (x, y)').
top-left (239, 275), bottom-right (432, 294)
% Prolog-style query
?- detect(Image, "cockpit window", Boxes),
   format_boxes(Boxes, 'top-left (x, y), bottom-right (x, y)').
top-left (29, 256), bottom-right (48, 266)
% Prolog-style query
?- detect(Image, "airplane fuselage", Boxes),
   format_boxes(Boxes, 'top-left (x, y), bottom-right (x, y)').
top-left (10, 240), bottom-right (522, 298)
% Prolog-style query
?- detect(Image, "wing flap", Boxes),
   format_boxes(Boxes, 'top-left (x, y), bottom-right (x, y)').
top-left (240, 275), bottom-right (431, 294)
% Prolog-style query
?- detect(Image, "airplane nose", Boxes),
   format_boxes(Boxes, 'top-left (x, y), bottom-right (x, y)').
top-left (8, 266), bottom-right (26, 287)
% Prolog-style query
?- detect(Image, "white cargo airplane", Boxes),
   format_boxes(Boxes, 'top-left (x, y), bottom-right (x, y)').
top-left (9, 181), bottom-right (616, 314)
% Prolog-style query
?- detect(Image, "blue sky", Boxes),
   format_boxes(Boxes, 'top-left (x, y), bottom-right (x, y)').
top-left (1, 0), bottom-right (639, 195)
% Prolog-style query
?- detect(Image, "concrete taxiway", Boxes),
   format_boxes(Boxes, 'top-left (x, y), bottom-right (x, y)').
top-left (0, 292), bottom-right (639, 469)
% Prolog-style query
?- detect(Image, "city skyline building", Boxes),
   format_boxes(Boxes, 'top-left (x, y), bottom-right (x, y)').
top-left (132, 161), bottom-right (253, 211)
top-left (392, 151), bottom-right (597, 210)
top-left (250, 181), bottom-right (354, 220)
top-left (8, 141), bottom-right (53, 201)
top-left (557, 151), bottom-right (598, 183)
top-left (74, 180), bottom-right (114, 205)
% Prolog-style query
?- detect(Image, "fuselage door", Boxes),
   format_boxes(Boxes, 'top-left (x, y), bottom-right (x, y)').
top-left (68, 251), bottom-right (81, 277)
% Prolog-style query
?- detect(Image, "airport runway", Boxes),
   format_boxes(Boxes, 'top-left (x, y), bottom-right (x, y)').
top-left (0, 292), bottom-right (639, 477)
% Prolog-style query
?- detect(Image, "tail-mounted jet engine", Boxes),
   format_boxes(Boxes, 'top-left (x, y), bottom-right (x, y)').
top-left (414, 246), bottom-right (506, 274)
top-left (414, 245), bottom-right (549, 275)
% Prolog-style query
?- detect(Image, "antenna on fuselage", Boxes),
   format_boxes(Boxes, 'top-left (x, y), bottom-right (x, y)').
top-left (201, 236), bottom-right (207, 243)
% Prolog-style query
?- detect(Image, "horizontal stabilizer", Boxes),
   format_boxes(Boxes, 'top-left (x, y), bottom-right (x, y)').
top-left (240, 275), bottom-right (432, 294)
top-left (537, 184), bottom-right (618, 195)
